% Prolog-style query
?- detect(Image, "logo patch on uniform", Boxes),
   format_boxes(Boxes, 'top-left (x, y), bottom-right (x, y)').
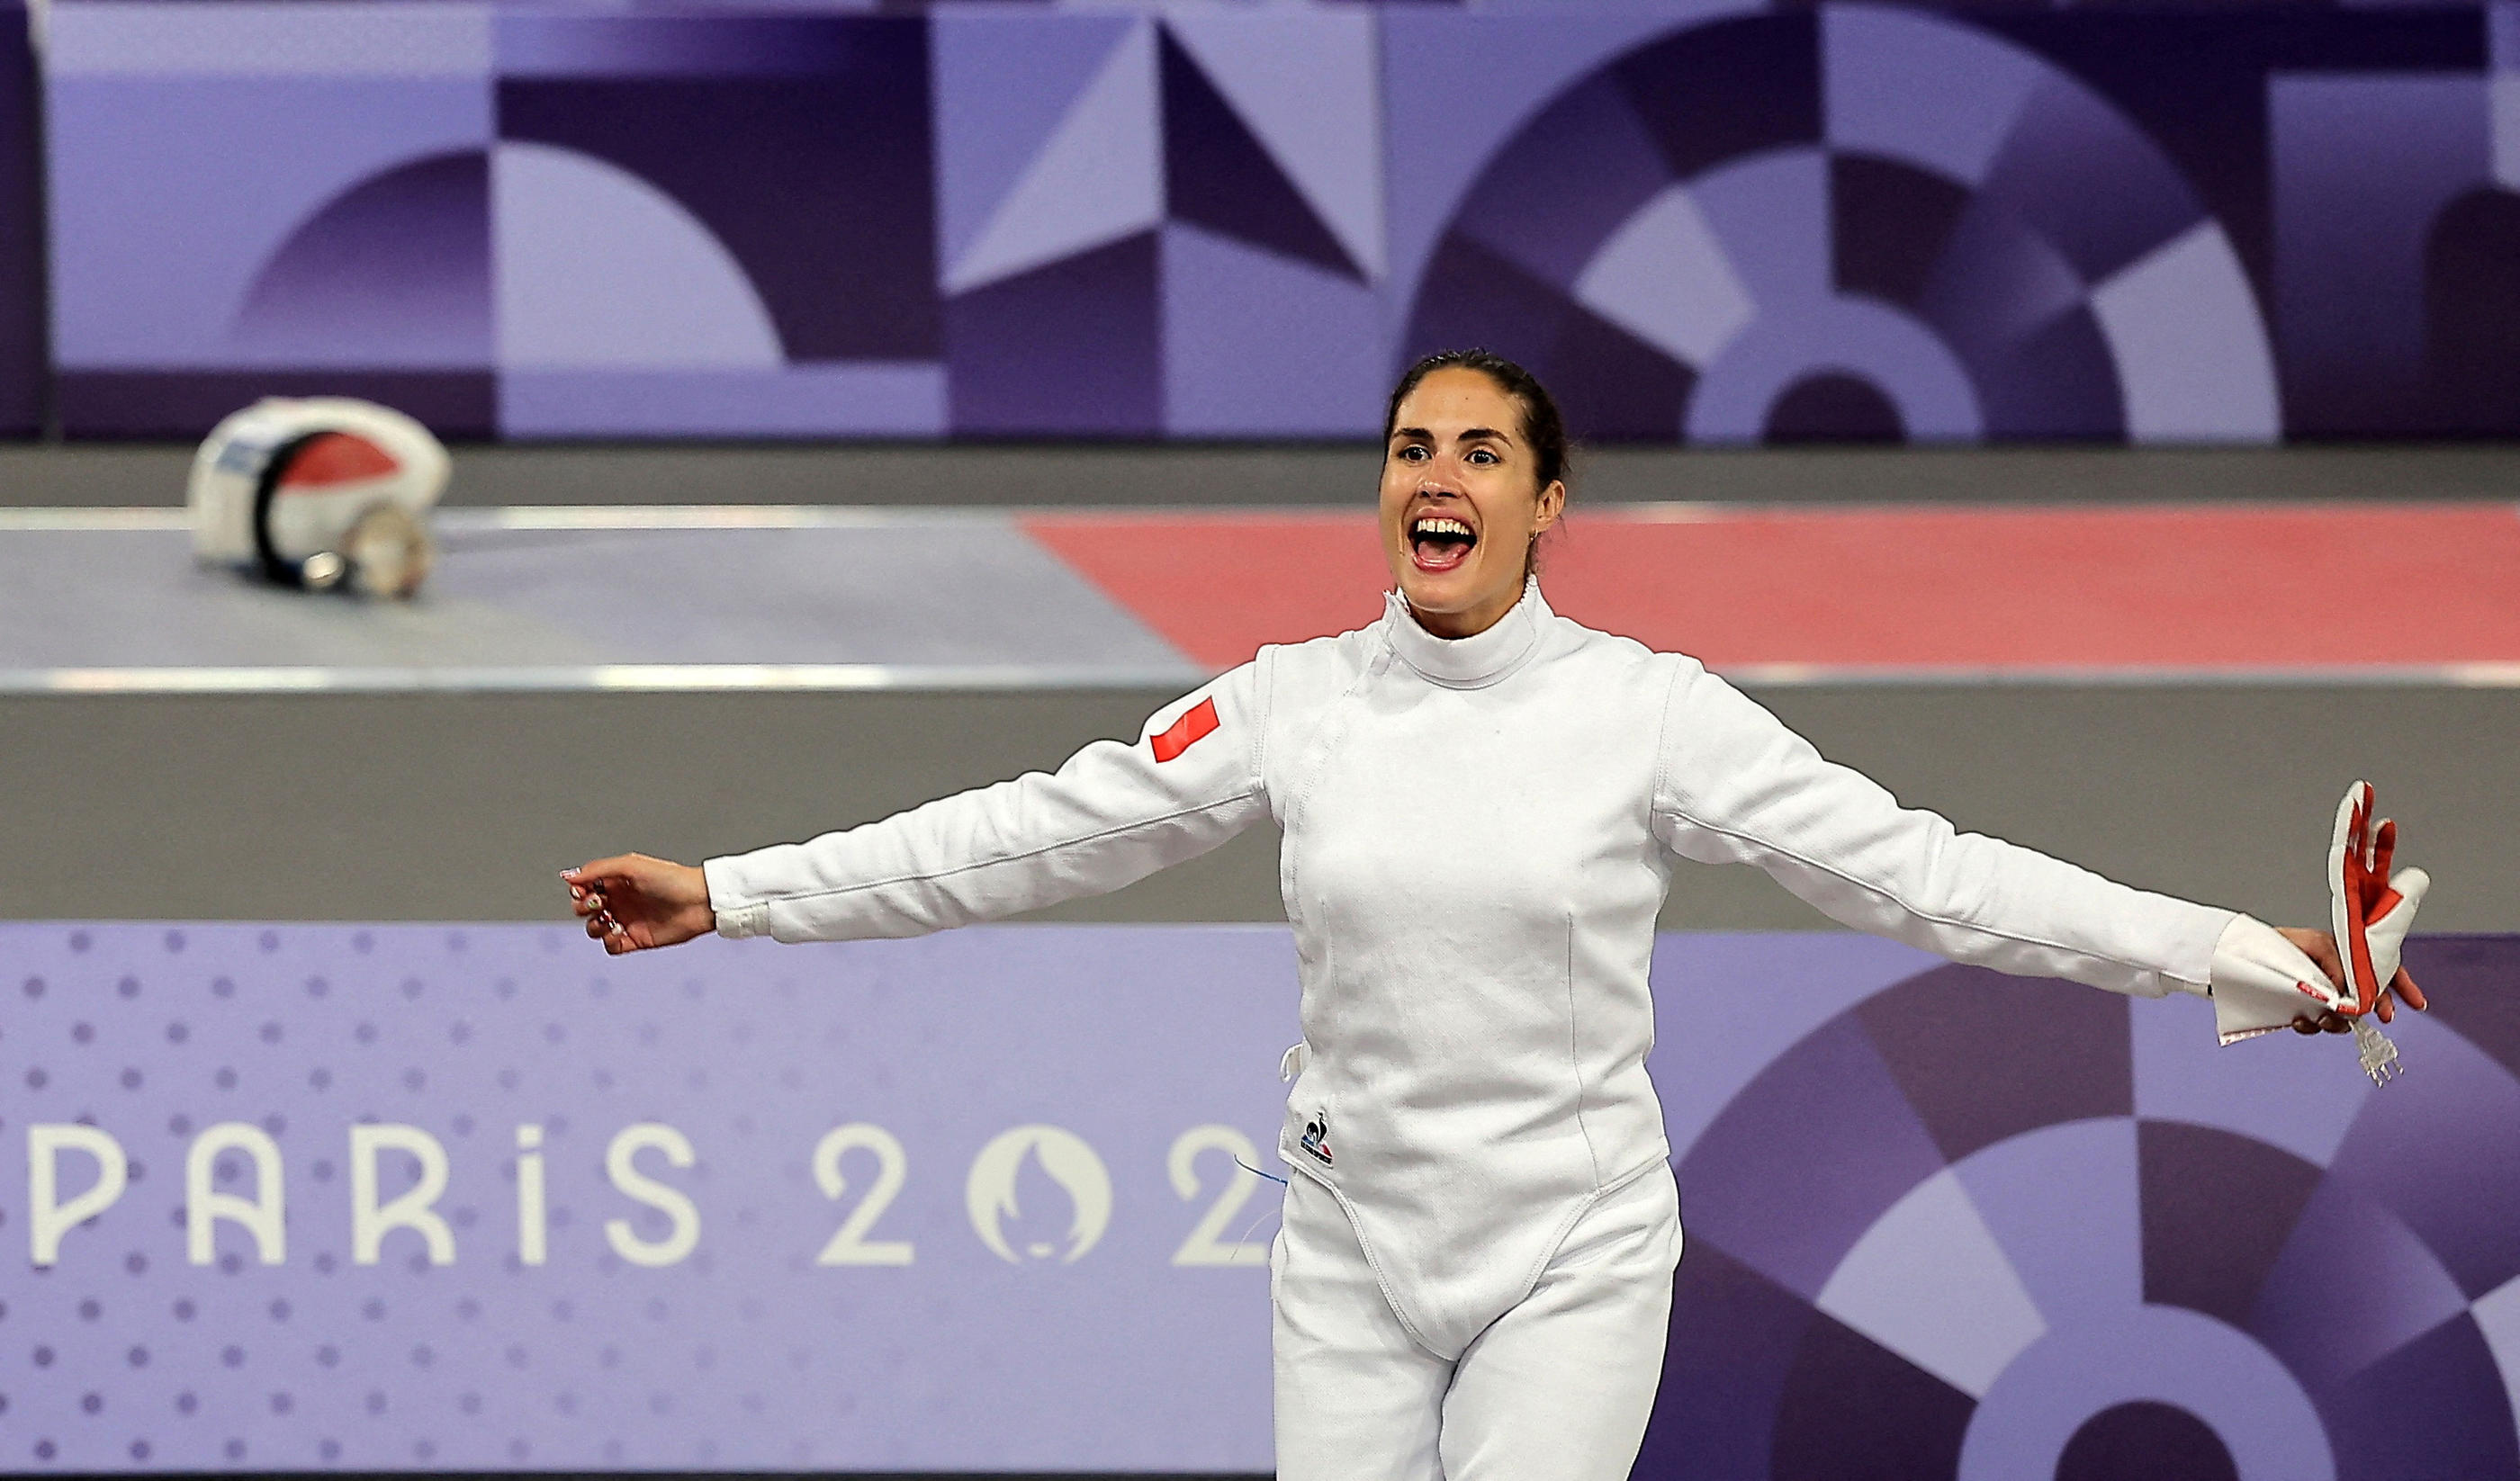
top-left (1299, 1109), bottom-right (1334, 1167)
top-left (1150, 696), bottom-right (1220, 762)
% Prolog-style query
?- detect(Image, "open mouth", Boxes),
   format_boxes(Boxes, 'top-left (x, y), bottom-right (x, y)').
top-left (1409, 514), bottom-right (1477, 573)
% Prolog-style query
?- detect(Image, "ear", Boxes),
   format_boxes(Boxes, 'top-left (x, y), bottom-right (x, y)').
top-left (1534, 479), bottom-right (1567, 534)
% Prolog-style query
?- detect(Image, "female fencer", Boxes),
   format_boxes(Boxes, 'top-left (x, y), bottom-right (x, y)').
top-left (562, 349), bottom-right (2425, 1481)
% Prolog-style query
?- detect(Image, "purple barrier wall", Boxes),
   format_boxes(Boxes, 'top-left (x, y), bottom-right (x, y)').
top-left (4, 923), bottom-right (2516, 1477)
top-left (40, 2), bottom-right (2520, 443)
top-left (0, 0), bottom-right (39, 437)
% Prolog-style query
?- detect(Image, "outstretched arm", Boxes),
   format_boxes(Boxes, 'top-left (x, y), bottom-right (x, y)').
top-left (1649, 660), bottom-right (2419, 1034)
top-left (569, 664), bottom-right (1270, 952)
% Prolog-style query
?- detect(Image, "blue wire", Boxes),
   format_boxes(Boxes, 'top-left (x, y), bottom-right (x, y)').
top-left (1231, 1156), bottom-right (1289, 1252)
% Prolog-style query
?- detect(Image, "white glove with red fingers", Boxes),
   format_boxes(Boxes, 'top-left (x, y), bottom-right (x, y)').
top-left (2326, 780), bottom-right (2429, 1019)
top-left (2206, 781), bottom-right (2428, 1050)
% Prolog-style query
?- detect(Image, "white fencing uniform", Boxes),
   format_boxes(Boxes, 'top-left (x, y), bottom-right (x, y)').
top-left (705, 582), bottom-right (2242, 1479)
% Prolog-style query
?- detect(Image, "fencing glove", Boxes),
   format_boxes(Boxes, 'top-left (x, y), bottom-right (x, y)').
top-left (2328, 780), bottom-right (2430, 1019)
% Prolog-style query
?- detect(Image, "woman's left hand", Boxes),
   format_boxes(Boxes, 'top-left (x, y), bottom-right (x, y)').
top-left (2275, 926), bottom-right (2428, 1034)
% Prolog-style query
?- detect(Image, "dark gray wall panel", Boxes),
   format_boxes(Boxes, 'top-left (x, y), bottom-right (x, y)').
top-left (4, 685), bottom-right (2509, 934)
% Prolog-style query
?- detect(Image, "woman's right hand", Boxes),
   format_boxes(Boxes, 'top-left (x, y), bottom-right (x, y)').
top-left (563, 854), bottom-right (716, 955)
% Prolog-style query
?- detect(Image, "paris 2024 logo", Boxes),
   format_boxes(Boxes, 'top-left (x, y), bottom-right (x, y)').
top-left (964, 1124), bottom-right (1112, 1264)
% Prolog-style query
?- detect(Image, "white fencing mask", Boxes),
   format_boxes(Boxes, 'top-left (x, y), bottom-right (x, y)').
top-left (188, 397), bottom-right (449, 598)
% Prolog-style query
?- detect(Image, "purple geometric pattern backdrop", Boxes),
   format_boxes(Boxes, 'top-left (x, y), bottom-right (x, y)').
top-left (0, 0), bottom-right (40, 437)
top-left (36, 2), bottom-right (2520, 442)
top-left (1644, 935), bottom-right (2520, 1481)
top-left (6, 924), bottom-right (2518, 1478)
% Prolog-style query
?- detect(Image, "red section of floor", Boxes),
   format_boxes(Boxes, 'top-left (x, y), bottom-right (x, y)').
top-left (1023, 504), bottom-right (2520, 673)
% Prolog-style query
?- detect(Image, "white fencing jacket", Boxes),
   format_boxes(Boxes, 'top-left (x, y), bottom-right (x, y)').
top-left (707, 584), bottom-right (2245, 1357)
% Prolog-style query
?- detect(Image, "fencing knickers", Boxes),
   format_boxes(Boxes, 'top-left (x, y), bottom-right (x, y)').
top-left (1271, 1161), bottom-right (1680, 1481)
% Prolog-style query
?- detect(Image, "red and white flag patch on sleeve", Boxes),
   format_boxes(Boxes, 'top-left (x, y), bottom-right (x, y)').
top-left (1149, 696), bottom-right (1220, 762)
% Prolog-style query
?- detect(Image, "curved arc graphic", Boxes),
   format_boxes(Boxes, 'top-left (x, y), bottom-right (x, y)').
top-left (1672, 955), bottom-right (2520, 1481)
top-left (1818, 4), bottom-right (2276, 436)
top-left (490, 139), bottom-right (782, 369)
top-left (1685, 283), bottom-right (1985, 443)
top-left (1405, 5), bottom-right (2277, 443)
top-left (1379, 4), bottom-right (1760, 321)
top-left (230, 148), bottom-right (493, 366)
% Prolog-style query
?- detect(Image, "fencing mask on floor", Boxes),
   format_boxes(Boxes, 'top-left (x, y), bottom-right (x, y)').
top-left (189, 397), bottom-right (449, 598)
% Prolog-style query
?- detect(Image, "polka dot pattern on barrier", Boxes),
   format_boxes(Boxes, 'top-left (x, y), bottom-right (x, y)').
top-left (0, 922), bottom-right (1301, 1472)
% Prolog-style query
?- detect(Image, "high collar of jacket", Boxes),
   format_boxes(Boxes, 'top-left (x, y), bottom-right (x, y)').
top-left (1384, 579), bottom-right (1550, 688)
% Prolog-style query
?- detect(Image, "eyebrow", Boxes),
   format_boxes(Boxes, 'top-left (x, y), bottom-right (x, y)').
top-left (1389, 426), bottom-right (1514, 444)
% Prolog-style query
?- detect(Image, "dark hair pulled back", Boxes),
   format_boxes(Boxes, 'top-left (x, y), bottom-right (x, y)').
top-left (1382, 349), bottom-right (1571, 497)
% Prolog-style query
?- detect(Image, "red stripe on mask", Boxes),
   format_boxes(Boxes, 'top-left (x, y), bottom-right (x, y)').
top-left (278, 432), bottom-right (400, 489)
top-left (1151, 697), bottom-right (1219, 762)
